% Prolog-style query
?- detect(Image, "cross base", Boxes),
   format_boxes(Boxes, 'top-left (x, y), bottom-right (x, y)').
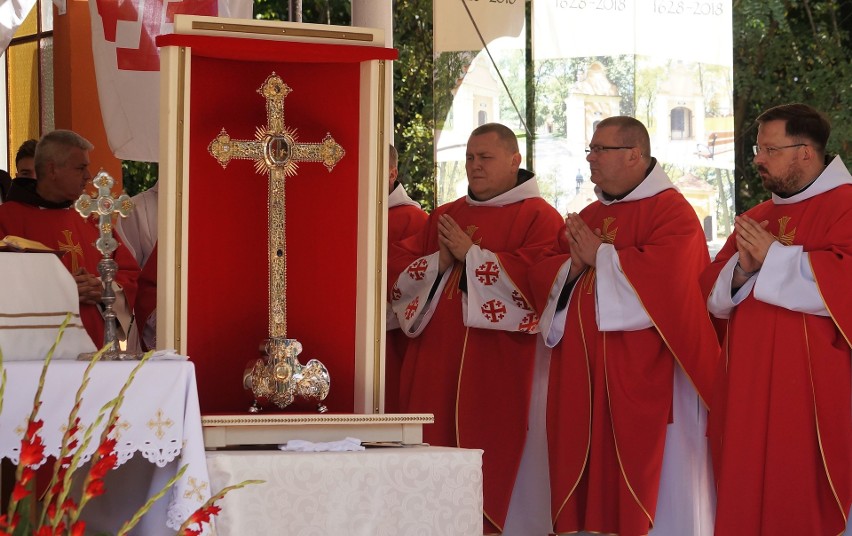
top-left (77, 349), bottom-right (146, 362)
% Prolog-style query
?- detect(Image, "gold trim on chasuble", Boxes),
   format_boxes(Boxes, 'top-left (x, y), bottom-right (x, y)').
top-left (552, 272), bottom-right (593, 526)
top-left (801, 315), bottom-right (848, 523)
top-left (450, 224), bottom-right (491, 528)
top-left (603, 332), bottom-right (655, 527)
top-left (597, 214), bottom-right (684, 527)
top-left (206, 72), bottom-right (345, 339)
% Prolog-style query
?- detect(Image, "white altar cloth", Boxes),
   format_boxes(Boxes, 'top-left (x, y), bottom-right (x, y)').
top-left (206, 446), bottom-right (484, 536)
top-left (0, 360), bottom-right (210, 533)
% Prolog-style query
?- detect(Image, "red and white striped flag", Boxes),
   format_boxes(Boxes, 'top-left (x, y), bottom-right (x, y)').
top-left (88, 0), bottom-right (253, 162)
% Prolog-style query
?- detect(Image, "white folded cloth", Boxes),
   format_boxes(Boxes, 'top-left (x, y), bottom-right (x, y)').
top-left (279, 437), bottom-right (365, 452)
top-left (149, 349), bottom-right (187, 360)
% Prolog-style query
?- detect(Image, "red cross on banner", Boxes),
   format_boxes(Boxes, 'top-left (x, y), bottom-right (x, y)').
top-left (88, 0), bottom-right (253, 162)
top-left (391, 284), bottom-right (402, 302)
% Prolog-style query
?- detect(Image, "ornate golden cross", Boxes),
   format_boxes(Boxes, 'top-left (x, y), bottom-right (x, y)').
top-left (58, 229), bottom-right (83, 273)
top-left (207, 72), bottom-right (345, 339)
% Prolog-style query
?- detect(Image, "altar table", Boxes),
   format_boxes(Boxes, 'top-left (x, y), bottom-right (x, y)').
top-left (0, 360), bottom-right (209, 534)
top-left (206, 446), bottom-right (484, 535)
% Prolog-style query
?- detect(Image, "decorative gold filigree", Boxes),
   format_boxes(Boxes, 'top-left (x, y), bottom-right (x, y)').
top-left (207, 72), bottom-right (345, 340)
top-left (208, 73), bottom-right (342, 411)
top-left (773, 216), bottom-right (796, 246)
top-left (600, 216), bottom-right (618, 244)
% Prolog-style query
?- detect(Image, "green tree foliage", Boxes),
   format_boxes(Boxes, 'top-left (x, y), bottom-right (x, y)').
top-left (122, 161), bottom-right (158, 197)
top-left (254, 0), bottom-right (350, 23)
top-left (733, 0), bottom-right (852, 210)
top-left (394, 0), bottom-right (437, 212)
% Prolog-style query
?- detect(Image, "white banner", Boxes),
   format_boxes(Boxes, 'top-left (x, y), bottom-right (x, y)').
top-left (0, 0), bottom-right (38, 53)
top-left (434, 0), bottom-right (525, 53)
top-left (89, 0), bottom-right (253, 163)
top-left (534, 0), bottom-right (732, 66)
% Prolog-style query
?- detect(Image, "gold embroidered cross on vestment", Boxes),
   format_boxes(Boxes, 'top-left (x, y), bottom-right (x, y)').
top-left (582, 216), bottom-right (618, 294)
top-left (772, 216), bottom-right (796, 246)
top-left (58, 230), bottom-right (83, 273)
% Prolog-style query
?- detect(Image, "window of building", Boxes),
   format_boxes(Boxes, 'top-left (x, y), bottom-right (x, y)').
top-left (3, 0), bottom-right (54, 173)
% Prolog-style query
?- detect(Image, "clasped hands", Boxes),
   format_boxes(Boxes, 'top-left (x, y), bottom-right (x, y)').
top-left (74, 267), bottom-right (103, 305)
top-left (438, 214), bottom-right (473, 273)
top-left (734, 215), bottom-right (773, 274)
top-left (565, 213), bottom-right (602, 280)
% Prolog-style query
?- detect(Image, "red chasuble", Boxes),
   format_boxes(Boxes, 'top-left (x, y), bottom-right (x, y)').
top-left (700, 183), bottom-right (852, 536)
top-left (134, 243), bottom-right (158, 352)
top-left (0, 201), bottom-right (140, 347)
top-left (530, 188), bottom-right (718, 536)
top-left (385, 190), bottom-right (428, 414)
top-left (388, 186), bottom-right (562, 532)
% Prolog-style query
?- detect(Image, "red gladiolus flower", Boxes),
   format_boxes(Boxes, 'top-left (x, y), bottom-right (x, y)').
top-left (19, 467), bottom-right (35, 485)
top-left (96, 437), bottom-right (116, 457)
top-left (70, 520), bottom-right (85, 536)
top-left (181, 529), bottom-right (202, 536)
top-left (12, 481), bottom-right (31, 501)
top-left (19, 435), bottom-right (46, 467)
top-left (90, 452), bottom-right (117, 480)
top-left (1, 513), bottom-right (19, 531)
top-left (47, 501), bottom-right (57, 519)
top-left (84, 479), bottom-right (106, 499)
top-left (24, 418), bottom-right (43, 440)
top-left (185, 503), bottom-right (222, 531)
top-left (62, 497), bottom-right (77, 514)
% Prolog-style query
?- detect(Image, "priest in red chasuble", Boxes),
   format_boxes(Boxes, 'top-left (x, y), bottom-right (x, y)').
top-left (701, 103), bottom-right (852, 536)
top-left (529, 116), bottom-right (718, 536)
top-left (389, 123), bottom-right (563, 533)
top-left (385, 144), bottom-right (428, 413)
top-left (0, 130), bottom-right (139, 347)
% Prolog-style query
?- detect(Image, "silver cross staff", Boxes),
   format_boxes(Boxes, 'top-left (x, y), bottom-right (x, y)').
top-left (74, 170), bottom-right (137, 360)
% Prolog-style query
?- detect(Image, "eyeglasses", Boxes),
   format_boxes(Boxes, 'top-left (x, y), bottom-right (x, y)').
top-left (585, 145), bottom-right (635, 155)
top-left (752, 143), bottom-right (807, 157)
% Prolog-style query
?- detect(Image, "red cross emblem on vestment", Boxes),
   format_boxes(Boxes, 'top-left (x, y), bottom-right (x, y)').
top-left (391, 284), bottom-right (401, 302)
top-left (511, 290), bottom-right (531, 310)
top-left (475, 261), bottom-right (500, 285)
top-left (404, 297), bottom-right (420, 320)
top-left (481, 299), bottom-right (507, 323)
top-left (407, 259), bottom-right (428, 281)
top-left (518, 312), bottom-right (539, 333)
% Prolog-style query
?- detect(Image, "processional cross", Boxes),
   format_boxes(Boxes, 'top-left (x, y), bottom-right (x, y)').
top-left (74, 171), bottom-right (137, 359)
top-left (207, 72), bottom-right (343, 411)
